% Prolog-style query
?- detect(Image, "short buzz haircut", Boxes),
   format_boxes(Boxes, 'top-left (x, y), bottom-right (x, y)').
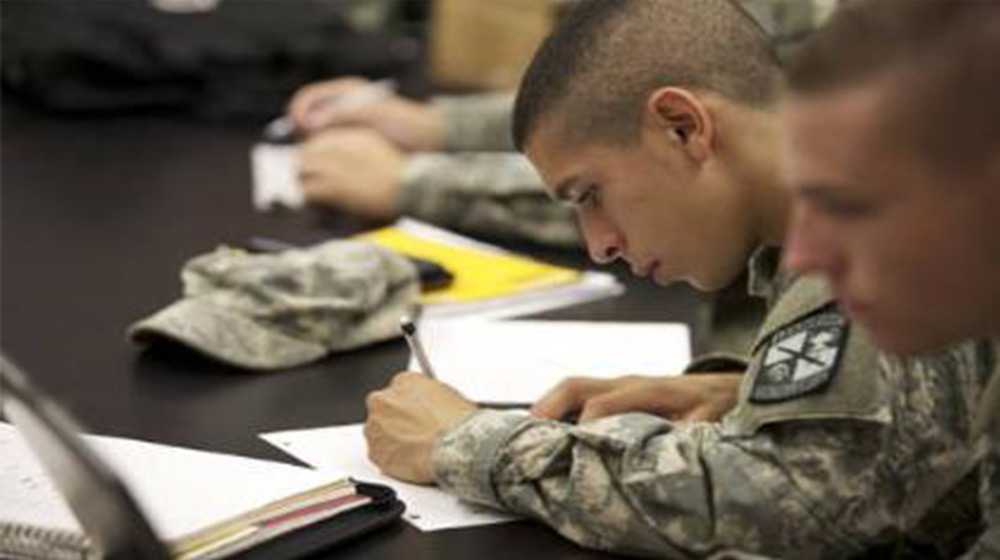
top-left (787, 0), bottom-right (1000, 174)
top-left (511, 0), bottom-right (781, 152)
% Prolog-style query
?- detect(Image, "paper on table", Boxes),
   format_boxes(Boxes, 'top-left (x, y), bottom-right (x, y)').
top-left (250, 143), bottom-right (305, 211)
top-left (409, 319), bottom-right (691, 404)
top-left (0, 422), bottom-right (342, 542)
top-left (261, 424), bottom-right (517, 531)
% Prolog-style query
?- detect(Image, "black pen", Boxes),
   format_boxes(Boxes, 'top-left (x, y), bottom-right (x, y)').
top-left (399, 316), bottom-right (438, 380)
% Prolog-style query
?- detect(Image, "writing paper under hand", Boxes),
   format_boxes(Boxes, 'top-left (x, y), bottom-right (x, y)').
top-left (407, 319), bottom-right (691, 405)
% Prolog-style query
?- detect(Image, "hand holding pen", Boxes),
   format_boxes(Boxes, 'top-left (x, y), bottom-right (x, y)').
top-left (281, 76), bottom-right (446, 151)
top-left (399, 317), bottom-right (527, 410)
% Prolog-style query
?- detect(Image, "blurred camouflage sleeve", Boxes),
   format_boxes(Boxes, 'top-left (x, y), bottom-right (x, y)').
top-left (431, 92), bottom-right (516, 152)
top-left (957, 436), bottom-right (1000, 559)
top-left (433, 340), bottom-right (993, 559)
top-left (957, 354), bottom-right (1000, 559)
top-left (399, 152), bottom-right (582, 248)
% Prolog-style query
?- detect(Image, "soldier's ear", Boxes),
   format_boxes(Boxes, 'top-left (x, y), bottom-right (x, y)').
top-left (645, 87), bottom-right (713, 164)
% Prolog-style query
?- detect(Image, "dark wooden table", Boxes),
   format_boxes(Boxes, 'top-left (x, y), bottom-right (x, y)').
top-left (0, 100), bottom-right (703, 559)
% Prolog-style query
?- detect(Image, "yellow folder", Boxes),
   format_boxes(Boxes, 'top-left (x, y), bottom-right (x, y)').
top-left (360, 223), bottom-right (581, 306)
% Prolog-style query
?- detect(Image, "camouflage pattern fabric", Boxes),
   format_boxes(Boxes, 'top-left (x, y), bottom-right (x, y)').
top-left (403, 92), bottom-right (582, 248)
top-left (400, 152), bottom-right (581, 248)
top-left (739, 0), bottom-right (839, 65)
top-left (959, 356), bottom-right (1000, 559)
top-left (686, 248), bottom-right (779, 373)
top-left (432, 92), bottom-right (516, 152)
top-left (129, 240), bottom-right (419, 370)
top-left (431, 249), bottom-right (993, 559)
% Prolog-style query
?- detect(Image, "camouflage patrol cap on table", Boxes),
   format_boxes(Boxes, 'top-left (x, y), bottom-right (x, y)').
top-left (129, 240), bottom-right (420, 370)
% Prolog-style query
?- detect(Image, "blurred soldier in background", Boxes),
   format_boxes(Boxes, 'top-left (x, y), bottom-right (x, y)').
top-left (780, 1), bottom-right (1000, 557)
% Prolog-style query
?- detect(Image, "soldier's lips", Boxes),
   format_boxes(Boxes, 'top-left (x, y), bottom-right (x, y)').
top-left (631, 260), bottom-right (659, 280)
top-left (841, 296), bottom-right (872, 323)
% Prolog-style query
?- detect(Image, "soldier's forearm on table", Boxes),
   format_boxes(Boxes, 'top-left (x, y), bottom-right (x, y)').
top-left (435, 410), bottom-right (879, 558)
top-left (400, 154), bottom-right (581, 248)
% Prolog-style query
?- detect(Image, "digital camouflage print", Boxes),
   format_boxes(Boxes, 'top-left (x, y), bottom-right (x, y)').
top-left (129, 240), bottom-right (419, 370)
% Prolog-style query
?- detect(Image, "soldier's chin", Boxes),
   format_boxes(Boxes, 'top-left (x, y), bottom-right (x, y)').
top-left (686, 273), bottom-right (727, 293)
top-left (866, 321), bottom-right (957, 357)
top-left (652, 273), bottom-right (680, 288)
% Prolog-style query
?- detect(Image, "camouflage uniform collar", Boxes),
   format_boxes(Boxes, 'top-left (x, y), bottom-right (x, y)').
top-left (746, 245), bottom-right (784, 303)
top-left (746, 244), bottom-right (839, 354)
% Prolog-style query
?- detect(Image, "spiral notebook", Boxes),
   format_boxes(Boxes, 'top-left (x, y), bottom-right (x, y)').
top-left (0, 355), bottom-right (404, 560)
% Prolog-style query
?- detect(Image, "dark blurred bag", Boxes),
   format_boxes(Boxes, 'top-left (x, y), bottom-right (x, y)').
top-left (1, 0), bottom-right (423, 119)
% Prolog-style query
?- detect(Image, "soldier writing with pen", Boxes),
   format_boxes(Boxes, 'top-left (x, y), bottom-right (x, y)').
top-left (362, 1), bottom-right (993, 558)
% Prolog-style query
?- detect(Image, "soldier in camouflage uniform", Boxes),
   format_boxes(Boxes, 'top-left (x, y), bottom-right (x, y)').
top-left (364, 1), bottom-right (993, 557)
top-left (778, 1), bottom-right (1000, 558)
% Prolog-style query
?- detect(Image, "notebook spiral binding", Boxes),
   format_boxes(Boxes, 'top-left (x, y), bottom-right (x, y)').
top-left (0, 522), bottom-right (95, 560)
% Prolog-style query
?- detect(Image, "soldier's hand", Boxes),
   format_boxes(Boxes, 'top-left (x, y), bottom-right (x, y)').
top-left (364, 372), bottom-right (478, 484)
top-left (532, 373), bottom-right (743, 422)
top-left (298, 127), bottom-right (406, 219)
top-left (287, 76), bottom-right (447, 152)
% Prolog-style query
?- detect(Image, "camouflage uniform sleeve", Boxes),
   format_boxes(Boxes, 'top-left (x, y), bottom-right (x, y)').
top-left (430, 92), bottom-right (516, 152)
top-left (958, 440), bottom-right (1000, 559)
top-left (399, 153), bottom-right (582, 248)
top-left (436, 409), bottom-right (858, 558)
top-left (957, 351), bottom-right (1000, 559)
top-left (432, 340), bottom-right (993, 559)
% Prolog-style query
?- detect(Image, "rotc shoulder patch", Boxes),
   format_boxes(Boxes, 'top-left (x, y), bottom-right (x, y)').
top-left (750, 309), bottom-right (848, 403)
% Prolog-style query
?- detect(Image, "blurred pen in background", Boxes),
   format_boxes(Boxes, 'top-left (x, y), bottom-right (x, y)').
top-left (263, 78), bottom-right (398, 143)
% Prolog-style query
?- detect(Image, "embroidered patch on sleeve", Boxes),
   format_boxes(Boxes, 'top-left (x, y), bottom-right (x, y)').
top-left (750, 310), bottom-right (848, 403)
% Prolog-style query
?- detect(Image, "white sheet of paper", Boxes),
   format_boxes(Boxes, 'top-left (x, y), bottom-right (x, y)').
top-left (0, 422), bottom-right (341, 542)
top-left (250, 143), bottom-right (305, 211)
top-left (260, 424), bottom-right (516, 531)
top-left (409, 319), bottom-right (691, 404)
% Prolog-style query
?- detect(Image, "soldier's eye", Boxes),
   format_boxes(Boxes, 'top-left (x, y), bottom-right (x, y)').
top-left (574, 185), bottom-right (599, 209)
top-left (814, 197), bottom-right (875, 219)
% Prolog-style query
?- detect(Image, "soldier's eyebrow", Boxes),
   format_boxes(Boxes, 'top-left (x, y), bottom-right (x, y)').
top-left (795, 182), bottom-right (885, 218)
top-left (552, 176), bottom-right (585, 203)
top-left (797, 182), bottom-right (855, 204)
